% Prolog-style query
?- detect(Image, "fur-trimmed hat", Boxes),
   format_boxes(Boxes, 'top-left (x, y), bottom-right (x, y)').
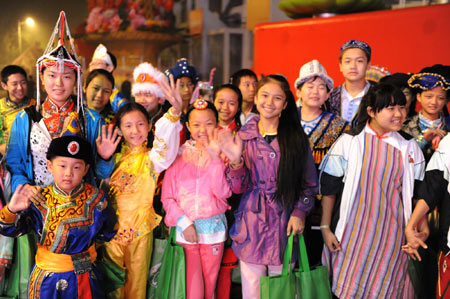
top-left (132, 62), bottom-right (167, 100)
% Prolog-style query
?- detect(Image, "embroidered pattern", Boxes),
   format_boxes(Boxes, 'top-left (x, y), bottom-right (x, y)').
top-left (28, 267), bottom-right (48, 299)
top-left (30, 122), bottom-right (53, 187)
top-left (42, 98), bottom-right (76, 139)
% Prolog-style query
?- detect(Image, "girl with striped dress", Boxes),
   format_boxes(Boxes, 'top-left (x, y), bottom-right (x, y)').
top-left (319, 83), bottom-right (426, 298)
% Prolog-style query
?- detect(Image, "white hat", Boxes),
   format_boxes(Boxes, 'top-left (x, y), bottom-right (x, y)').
top-left (91, 44), bottom-right (113, 67)
top-left (294, 60), bottom-right (334, 91)
top-left (132, 63), bottom-right (167, 100)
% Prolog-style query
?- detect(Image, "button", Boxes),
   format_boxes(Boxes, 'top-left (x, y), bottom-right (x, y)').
top-left (269, 152), bottom-right (276, 159)
top-left (303, 197), bottom-right (310, 204)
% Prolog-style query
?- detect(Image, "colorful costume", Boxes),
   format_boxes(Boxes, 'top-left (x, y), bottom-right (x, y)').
top-left (103, 110), bottom-right (181, 299)
top-left (162, 139), bottom-right (232, 299)
top-left (0, 96), bottom-right (36, 145)
top-left (320, 124), bottom-right (425, 298)
top-left (0, 183), bottom-right (117, 299)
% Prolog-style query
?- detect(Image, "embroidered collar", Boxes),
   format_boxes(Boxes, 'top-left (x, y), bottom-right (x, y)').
top-left (366, 121), bottom-right (391, 139)
top-left (219, 119), bottom-right (237, 132)
top-left (5, 96), bottom-right (30, 109)
top-left (418, 112), bottom-right (442, 129)
top-left (44, 97), bottom-right (74, 113)
top-left (53, 182), bottom-right (84, 198)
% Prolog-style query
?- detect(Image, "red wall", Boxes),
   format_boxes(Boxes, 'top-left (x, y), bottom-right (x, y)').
top-left (253, 4), bottom-right (450, 89)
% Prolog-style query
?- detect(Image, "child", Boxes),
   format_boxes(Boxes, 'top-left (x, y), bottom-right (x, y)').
top-left (402, 68), bottom-right (449, 162)
top-left (161, 98), bottom-right (232, 299)
top-left (102, 78), bottom-right (182, 298)
top-left (0, 65), bottom-right (36, 155)
top-left (132, 62), bottom-right (168, 145)
top-left (404, 133), bottom-right (450, 298)
top-left (221, 74), bottom-right (318, 298)
top-left (84, 69), bottom-right (115, 124)
top-left (295, 60), bottom-right (348, 267)
top-left (320, 83), bottom-right (426, 298)
top-left (213, 83), bottom-right (242, 133)
top-left (230, 69), bottom-right (258, 125)
top-left (327, 40), bottom-right (372, 125)
top-left (0, 135), bottom-right (117, 298)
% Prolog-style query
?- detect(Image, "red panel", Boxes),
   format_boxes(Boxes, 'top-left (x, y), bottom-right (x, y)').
top-left (254, 4), bottom-right (450, 91)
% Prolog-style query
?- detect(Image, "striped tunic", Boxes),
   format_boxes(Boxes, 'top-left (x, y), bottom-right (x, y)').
top-left (324, 133), bottom-right (411, 298)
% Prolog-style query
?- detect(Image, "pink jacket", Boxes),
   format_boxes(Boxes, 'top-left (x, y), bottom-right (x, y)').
top-left (161, 141), bottom-right (232, 227)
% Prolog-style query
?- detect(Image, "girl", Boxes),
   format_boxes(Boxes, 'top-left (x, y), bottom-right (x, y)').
top-left (320, 83), bottom-right (426, 298)
top-left (161, 98), bottom-right (232, 299)
top-left (101, 75), bottom-right (183, 299)
top-left (214, 83), bottom-right (242, 133)
top-left (220, 74), bottom-right (318, 298)
top-left (84, 69), bottom-right (115, 124)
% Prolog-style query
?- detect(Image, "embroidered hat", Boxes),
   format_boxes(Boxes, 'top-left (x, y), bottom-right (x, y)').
top-left (294, 59), bottom-right (334, 91)
top-left (408, 72), bottom-right (450, 91)
top-left (165, 58), bottom-right (199, 86)
top-left (340, 40), bottom-right (371, 61)
top-left (46, 135), bottom-right (92, 165)
top-left (365, 65), bottom-right (391, 83)
top-left (132, 62), bottom-right (167, 100)
top-left (36, 11), bottom-right (83, 113)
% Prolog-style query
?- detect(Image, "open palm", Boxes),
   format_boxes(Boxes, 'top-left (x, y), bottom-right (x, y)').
top-left (217, 129), bottom-right (243, 164)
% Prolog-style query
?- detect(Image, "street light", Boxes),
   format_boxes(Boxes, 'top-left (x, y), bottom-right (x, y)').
top-left (18, 17), bottom-right (35, 53)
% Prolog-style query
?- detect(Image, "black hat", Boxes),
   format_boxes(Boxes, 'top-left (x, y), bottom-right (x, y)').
top-left (46, 136), bottom-right (92, 165)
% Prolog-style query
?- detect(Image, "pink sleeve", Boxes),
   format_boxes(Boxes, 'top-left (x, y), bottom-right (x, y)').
top-left (208, 159), bottom-right (232, 202)
top-left (161, 158), bottom-right (186, 227)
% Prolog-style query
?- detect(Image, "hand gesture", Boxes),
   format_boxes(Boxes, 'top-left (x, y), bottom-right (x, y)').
top-left (205, 128), bottom-right (221, 160)
top-left (8, 184), bottom-right (39, 213)
top-left (321, 228), bottom-right (341, 252)
top-left (183, 224), bottom-right (198, 243)
top-left (286, 215), bottom-right (304, 235)
top-left (217, 129), bottom-right (243, 165)
top-left (160, 74), bottom-right (182, 116)
top-left (96, 124), bottom-right (121, 160)
top-left (404, 224), bottom-right (428, 261)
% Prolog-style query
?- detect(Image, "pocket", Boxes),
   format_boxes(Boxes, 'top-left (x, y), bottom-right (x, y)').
top-left (230, 211), bottom-right (248, 244)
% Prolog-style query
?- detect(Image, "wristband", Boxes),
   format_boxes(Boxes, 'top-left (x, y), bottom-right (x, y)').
top-left (319, 225), bottom-right (329, 230)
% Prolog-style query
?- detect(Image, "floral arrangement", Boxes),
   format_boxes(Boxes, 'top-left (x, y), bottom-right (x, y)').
top-left (85, 0), bottom-right (174, 33)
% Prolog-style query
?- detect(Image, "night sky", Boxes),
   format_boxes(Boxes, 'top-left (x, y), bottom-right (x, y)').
top-left (0, 0), bottom-right (88, 68)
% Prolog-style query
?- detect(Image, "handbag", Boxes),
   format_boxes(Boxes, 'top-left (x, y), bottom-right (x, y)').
top-left (151, 227), bottom-right (186, 299)
top-left (260, 233), bottom-right (332, 299)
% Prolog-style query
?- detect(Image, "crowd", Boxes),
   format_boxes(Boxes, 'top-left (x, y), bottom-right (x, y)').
top-left (0, 11), bottom-right (448, 299)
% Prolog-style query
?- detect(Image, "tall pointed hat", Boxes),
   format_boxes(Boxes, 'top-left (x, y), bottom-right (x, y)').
top-left (36, 11), bottom-right (83, 115)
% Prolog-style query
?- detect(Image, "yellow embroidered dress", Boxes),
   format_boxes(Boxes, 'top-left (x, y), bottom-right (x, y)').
top-left (104, 110), bottom-right (181, 299)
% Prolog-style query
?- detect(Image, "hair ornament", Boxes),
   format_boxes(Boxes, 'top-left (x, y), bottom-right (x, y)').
top-left (193, 98), bottom-right (208, 110)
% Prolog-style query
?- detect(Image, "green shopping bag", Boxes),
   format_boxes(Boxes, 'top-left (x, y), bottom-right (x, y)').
top-left (147, 225), bottom-right (168, 299)
top-left (294, 234), bottom-right (332, 299)
top-left (260, 233), bottom-right (332, 299)
top-left (153, 227), bottom-right (186, 299)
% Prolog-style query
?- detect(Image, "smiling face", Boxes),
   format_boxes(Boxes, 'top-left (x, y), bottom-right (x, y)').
top-left (42, 66), bottom-right (76, 105)
top-left (47, 156), bottom-right (89, 194)
top-left (339, 48), bottom-right (370, 83)
top-left (85, 75), bottom-right (113, 113)
top-left (119, 110), bottom-right (151, 149)
top-left (1, 73), bottom-right (28, 103)
top-left (134, 92), bottom-right (162, 115)
top-left (255, 81), bottom-right (287, 121)
top-left (296, 77), bottom-right (330, 110)
top-left (416, 86), bottom-right (447, 120)
top-left (214, 88), bottom-right (239, 126)
top-left (368, 104), bottom-right (407, 135)
top-left (186, 109), bottom-right (217, 148)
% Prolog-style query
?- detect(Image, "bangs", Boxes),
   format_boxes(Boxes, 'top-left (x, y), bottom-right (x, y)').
top-left (371, 83), bottom-right (406, 113)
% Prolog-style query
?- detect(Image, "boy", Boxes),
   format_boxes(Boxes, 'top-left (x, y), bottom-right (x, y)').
top-left (402, 67), bottom-right (449, 162)
top-left (230, 69), bottom-right (258, 125)
top-left (327, 40), bottom-right (371, 125)
top-left (0, 135), bottom-right (117, 298)
top-left (0, 65), bottom-right (36, 154)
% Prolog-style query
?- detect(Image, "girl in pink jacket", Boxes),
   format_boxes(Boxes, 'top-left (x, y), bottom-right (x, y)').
top-left (161, 98), bottom-right (232, 299)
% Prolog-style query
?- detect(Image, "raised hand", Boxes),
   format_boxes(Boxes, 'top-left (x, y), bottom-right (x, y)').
top-left (205, 128), bottom-right (221, 160)
top-left (217, 129), bottom-right (243, 165)
top-left (96, 124), bottom-right (121, 160)
top-left (8, 184), bottom-right (39, 213)
top-left (160, 74), bottom-right (182, 116)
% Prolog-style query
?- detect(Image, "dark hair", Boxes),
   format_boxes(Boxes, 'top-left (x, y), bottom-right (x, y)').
top-left (356, 83), bottom-right (406, 131)
top-left (115, 102), bottom-right (150, 129)
top-left (84, 69), bottom-right (115, 90)
top-left (257, 75), bottom-right (310, 209)
top-left (213, 84), bottom-right (243, 127)
top-left (296, 76), bottom-right (331, 93)
top-left (1, 65), bottom-right (27, 84)
top-left (186, 100), bottom-right (219, 123)
top-left (107, 51), bottom-right (117, 70)
top-left (230, 69), bottom-right (257, 87)
top-left (339, 48), bottom-right (370, 63)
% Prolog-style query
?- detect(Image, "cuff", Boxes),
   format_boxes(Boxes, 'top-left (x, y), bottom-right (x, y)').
top-left (291, 209), bottom-right (306, 222)
top-left (0, 206), bottom-right (17, 224)
top-left (165, 108), bottom-right (181, 123)
top-left (177, 215), bottom-right (194, 232)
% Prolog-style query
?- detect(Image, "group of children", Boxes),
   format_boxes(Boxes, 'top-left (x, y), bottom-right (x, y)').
top-left (0, 11), bottom-right (449, 299)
